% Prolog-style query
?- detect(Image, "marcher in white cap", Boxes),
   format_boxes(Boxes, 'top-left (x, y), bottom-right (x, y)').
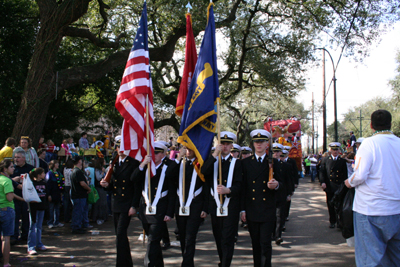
top-left (280, 147), bottom-right (299, 223)
top-left (355, 137), bottom-right (364, 153)
top-left (272, 145), bottom-right (292, 245)
top-left (241, 129), bottom-right (281, 266)
top-left (230, 144), bottom-right (241, 159)
top-left (132, 141), bottom-right (175, 266)
top-left (100, 135), bottom-right (140, 266)
top-left (202, 130), bottom-right (243, 267)
top-left (240, 146), bottom-right (252, 159)
top-left (319, 142), bottom-right (348, 228)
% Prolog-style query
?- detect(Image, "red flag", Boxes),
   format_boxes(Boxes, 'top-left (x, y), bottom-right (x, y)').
top-left (175, 13), bottom-right (198, 117)
top-left (115, 3), bottom-right (155, 177)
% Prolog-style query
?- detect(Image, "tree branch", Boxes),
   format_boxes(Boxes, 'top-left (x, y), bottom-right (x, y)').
top-left (63, 27), bottom-right (126, 48)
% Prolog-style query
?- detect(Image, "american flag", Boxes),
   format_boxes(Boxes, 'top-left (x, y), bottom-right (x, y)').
top-left (115, 2), bottom-right (155, 177)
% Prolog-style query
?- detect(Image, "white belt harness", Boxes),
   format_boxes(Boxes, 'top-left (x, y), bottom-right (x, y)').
top-left (211, 158), bottom-right (236, 210)
top-left (177, 163), bottom-right (202, 207)
top-left (143, 164), bottom-right (169, 208)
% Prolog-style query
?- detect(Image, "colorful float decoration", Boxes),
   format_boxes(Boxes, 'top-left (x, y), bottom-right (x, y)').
top-left (264, 117), bottom-right (302, 169)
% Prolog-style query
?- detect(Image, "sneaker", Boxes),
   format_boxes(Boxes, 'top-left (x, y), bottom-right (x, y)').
top-left (97, 220), bottom-right (104, 225)
top-left (48, 224), bottom-right (54, 229)
top-left (83, 225), bottom-right (93, 229)
top-left (55, 223), bottom-right (64, 227)
top-left (28, 250), bottom-right (38, 255)
top-left (37, 246), bottom-right (47, 251)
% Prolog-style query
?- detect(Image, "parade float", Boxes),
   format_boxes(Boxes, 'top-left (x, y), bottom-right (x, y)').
top-left (264, 117), bottom-right (303, 170)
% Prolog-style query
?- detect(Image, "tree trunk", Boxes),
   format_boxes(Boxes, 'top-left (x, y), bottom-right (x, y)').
top-left (12, 0), bottom-right (91, 146)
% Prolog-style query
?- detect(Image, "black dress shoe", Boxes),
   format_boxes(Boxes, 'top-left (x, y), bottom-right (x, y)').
top-left (275, 237), bottom-right (283, 245)
top-left (329, 223), bottom-right (335, 228)
top-left (162, 243), bottom-right (171, 250)
top-left (282, 226), bottom-right (286, 232)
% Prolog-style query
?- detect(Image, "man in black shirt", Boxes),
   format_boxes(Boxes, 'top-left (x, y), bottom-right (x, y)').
top-left (11, 152), bottom-right (34, 243)
top-left (70, 156), bottom-right (91, 234)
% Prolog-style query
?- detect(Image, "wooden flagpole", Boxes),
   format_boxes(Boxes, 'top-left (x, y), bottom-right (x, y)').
top-left (217, 100), bottom-right (223, 207)
top-left (145, 94), bottom-right (151, 246)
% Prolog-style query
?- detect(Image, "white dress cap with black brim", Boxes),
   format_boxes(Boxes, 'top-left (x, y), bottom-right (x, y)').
top-left (283, 146), bottom-right (292, 151)
top-left (231, 143), bottom-right (242, 152)
top-left (154, 141), bottom-right (168, 153)
top-left (329, 142), bottom-right (341, 149)
top-left (250, 129), bottom-right (271, 142)
top-left (241, 146), bottom-right (252, 154)
top-left (157, 140), bottom-right (170, 148)
top-left (220, 131), bottom-right (237, 143)
top-left (281, 149), bottom-right (289, 155)
top-left (272, 143), bottom-right (284, 152)
top-left (115, 135), bottom-right (122, 146)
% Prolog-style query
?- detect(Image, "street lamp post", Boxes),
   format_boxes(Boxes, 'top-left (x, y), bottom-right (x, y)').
top-left (317, 47), bottom-right (338, 144)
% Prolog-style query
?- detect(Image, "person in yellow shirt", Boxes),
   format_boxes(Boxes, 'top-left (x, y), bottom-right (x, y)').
top-left (0, 138), bottom-right (16, 162)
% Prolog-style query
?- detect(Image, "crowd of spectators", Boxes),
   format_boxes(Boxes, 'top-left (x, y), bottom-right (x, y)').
top-left (0, 132), bottom-right (115, 260)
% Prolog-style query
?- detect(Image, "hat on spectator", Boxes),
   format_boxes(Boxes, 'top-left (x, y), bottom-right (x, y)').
top-left (329, 142), bottom-right (341, 150)
top-left (241, 146), bottom-right (252, 154)
top-left (250, 129), bottom-right (271, 142)
top-left (220, 131), bottom-right (237, 143)
top-left (272, 143), bottom-right (284, 152)
top-left (231, 144), bottom-right (241, 153)
top-left (95, 140), bottom-right (104, 147)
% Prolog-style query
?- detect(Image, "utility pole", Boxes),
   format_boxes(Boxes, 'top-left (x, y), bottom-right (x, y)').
top-left (357, 109), bottom-right (364, 137)
top-left (316, 123), bottom-right (319, 154)
top-left (322, 51), bottom-right (327, 153)
top-left (312, 92), bottom-right (315, 154)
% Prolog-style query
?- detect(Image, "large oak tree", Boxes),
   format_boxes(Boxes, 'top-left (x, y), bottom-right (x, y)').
top-left (5, 0), bottom-right (398, 145)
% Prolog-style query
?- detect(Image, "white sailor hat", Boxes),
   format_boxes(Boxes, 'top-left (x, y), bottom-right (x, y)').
top-left (220, 131), bottom-right (237, 143)
top-left (282, 149), bottom-right (289, 155)
top-left (329, 142), bottom-right (341, 149)
top-left (272, 143), bottom-right (284, 152)
top-left (250, 129), bottom-right (271, 142)
top-left (231, 144), bottom-right (241, 153)
top-left (157, 140), bottom-right (170, 148)
top-left (356, 137), bottom-right (365, 144)
top-left (154, 141), bottom-right (167, 153)
top-left (241, 146), bottom-right (252, 154)
top-left (115, 135), bottom-right (122, 146)
top-left (283, 146), bottom-right (292, 151)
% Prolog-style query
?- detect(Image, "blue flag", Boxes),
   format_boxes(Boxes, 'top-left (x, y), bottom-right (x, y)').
top-left (177, 3), bottom-right (220, 181)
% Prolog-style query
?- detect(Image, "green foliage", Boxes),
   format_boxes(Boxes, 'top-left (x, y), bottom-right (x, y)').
top-left (0, 0), bottom-right (38, 143)
top-left (341, 97), bottom-right (400, 138)
top-left (3, 0), bottom-right (400, 145)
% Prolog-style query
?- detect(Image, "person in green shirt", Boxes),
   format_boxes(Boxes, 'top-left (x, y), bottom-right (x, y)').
top-left (0, 159), bottom-right (17, 267)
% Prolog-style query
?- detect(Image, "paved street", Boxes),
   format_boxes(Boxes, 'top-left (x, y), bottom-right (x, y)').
top-left (9, 176), bottom-right (355, 266)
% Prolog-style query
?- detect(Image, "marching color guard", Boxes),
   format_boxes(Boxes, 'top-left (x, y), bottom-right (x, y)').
top-left (319, 142), bottom-right (348, 228)
top-left (241, 129), bottom-right (281, 267)
top-left (201, 131), bottom-right (243, 267)
top-left (133, 141), bottom-right (176, 266)
top-left (167, 146), bottom-right (208, 267)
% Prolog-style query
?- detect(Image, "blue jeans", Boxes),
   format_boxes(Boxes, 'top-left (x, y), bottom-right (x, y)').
top-left (28, 210), bottom-right (45, 251)
top-left (63, 187), bottom-right (72, 223)
top-left (354, 211), bottom-right (400, 267)
top-left (48, 202), bottom-right (60, 226)
top-left (310, 166), bottom-right (317, 182)
top-left (0, 207), bottom-right (15, 236)
top-left (71, 198), bottom-right (86, 230)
